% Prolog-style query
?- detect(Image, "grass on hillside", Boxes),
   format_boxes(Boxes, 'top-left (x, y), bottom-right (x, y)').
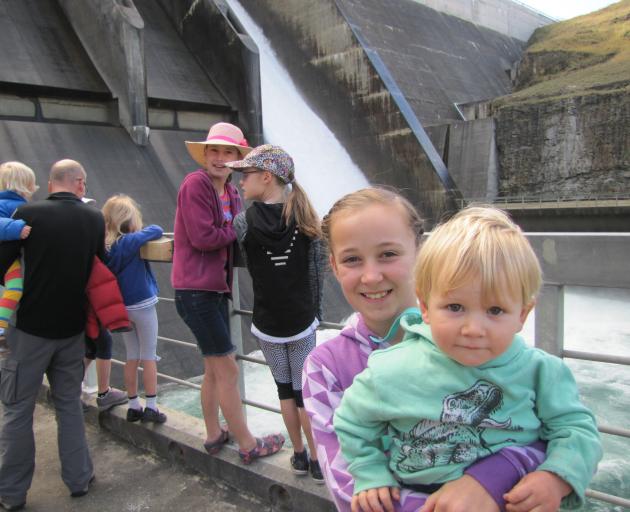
top-left (493, 0), bottom-right (630, 108)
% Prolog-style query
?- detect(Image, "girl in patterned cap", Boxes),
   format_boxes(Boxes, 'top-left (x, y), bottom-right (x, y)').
top-left (227, 144), bottom-right (327, 477)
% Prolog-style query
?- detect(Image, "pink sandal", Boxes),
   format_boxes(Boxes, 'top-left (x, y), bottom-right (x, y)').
top-left (203, 428), bottom-right (230, 455)
top-left (239, 434), bottom-right (285, 464)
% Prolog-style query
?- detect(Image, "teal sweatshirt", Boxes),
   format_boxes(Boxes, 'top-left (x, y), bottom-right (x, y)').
top-left (333, 311), bottom-right (602, 508)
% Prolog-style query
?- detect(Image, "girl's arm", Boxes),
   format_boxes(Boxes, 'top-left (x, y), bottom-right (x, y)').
top-left (308, 238), bottom-right (327, 320)
top-left (178, 176), bottom-right (237, 252)
top-left (110, 225), bottom-right (163, 269)
top-left (303, 348), bottom-right (359, 512)
top-left (232, 211), bottom-right (248, 267)
top-left (0, 217), bottom-right (27, 242)
top-left (303, 350), bottom-right (549, 512)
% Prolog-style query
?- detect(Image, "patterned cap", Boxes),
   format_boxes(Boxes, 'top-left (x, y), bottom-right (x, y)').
top-left (225, 144), bottom-right (294, 184)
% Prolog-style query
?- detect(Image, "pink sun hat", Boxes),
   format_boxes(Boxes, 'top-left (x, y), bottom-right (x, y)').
top-left (185, 122), bottom-right (253, 167)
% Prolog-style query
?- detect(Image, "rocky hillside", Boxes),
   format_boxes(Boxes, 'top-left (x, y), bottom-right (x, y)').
top-left (491, 0), bottom-right (630, 197)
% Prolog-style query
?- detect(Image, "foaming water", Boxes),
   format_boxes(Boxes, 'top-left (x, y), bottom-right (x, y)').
top-left (225, 0), bottom-right (369, 215)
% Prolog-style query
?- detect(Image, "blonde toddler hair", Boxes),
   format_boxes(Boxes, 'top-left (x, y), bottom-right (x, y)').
top-left (415, 206), bottom-right (542, 306)
top-left (0, 161), bottom-right (39, 199)
top-left (102, 194), bottom-right (143, 250)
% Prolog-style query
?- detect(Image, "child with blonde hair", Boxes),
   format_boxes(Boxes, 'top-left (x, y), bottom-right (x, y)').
top-left (333, 205), bottom-right (602, 512)
top-left (0, 161), bottom-right (38, 352)
top-left (228, 145), bottom-right (326, 473)
top-left (102, 194), bottom-right (165, 423)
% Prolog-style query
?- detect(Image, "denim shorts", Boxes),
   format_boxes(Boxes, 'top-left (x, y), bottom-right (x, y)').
top-left (84, 327), bottom-right (113, 360)
top-left (175, 290), bottom-right (235, 357)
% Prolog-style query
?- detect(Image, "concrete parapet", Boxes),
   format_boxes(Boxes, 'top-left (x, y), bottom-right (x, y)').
top-left (409, 0), bottom-right (553, 41)
top-left (156, 0), bottom-right (263, 144)
top-left (57, 0), bottom-right (149, 145)
top-left (76, 390), bottom-right (335, 512)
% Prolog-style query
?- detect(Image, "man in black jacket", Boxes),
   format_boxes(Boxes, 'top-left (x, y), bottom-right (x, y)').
top-left (0, 159), bottom-right (104, 510)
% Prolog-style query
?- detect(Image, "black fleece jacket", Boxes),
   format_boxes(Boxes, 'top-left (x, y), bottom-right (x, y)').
top-left (0, 192), bottom-right (105, 339)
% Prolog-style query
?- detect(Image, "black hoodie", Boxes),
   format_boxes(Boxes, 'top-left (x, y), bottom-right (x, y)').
top-left (243, 202), bottom-right (315, 337)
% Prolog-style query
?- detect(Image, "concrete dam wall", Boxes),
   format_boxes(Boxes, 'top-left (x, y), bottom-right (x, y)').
top-left (236, 0), bottom-right (544, 224)
top-left (0, 0), bottom-right (264, 381)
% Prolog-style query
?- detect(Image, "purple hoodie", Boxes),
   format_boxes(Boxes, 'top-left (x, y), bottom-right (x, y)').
top-left (171, 170), bottom-right (241, 293)
top-left (303, 313), bottom-right (546, 512)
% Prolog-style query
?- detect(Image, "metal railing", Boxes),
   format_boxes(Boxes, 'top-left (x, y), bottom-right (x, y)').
top-left (458, 192), bottom-right (630, 210)
top-left (110, 232), bottom-right (630, 509)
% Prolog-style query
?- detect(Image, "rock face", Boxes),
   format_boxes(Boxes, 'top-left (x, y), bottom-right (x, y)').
top-left (492, 1), bottom-right (630, 199)
top-left (495, 91), bottom-right (630, 197)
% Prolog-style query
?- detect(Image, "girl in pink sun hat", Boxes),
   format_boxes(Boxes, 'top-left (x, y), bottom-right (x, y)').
top-left (184, 122), bottom-right (253, 167)
top-left (173, 123), bottom-right (284, 464)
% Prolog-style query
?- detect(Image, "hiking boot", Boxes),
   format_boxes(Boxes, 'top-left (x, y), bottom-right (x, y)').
top-left (290, 450), bottom-right (309, 475)
top-left (96, 388), bottom-right (128, 412)
top-left (141, 407), bottom-right (167, 424)
top-left (70, 475), bottom-right (95, 498)
top-left (310, 459), bottom-right (324, 484)
top-left (126, 407), bottom-right (144, 422)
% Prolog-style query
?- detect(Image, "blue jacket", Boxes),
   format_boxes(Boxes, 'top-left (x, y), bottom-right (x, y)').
top-left (105, 225), bottom-right (163, 306)
top-left (0, 190), bottom-right (27, 241)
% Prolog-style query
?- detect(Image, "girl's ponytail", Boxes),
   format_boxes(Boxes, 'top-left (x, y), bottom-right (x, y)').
top-left (283, 180), bottom-right (321, 239)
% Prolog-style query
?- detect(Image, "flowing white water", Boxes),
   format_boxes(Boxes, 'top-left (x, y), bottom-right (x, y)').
top-left (226, 0), bottom-right (369, 215)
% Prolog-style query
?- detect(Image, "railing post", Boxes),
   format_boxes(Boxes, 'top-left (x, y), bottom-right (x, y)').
top-left (535, 284), bottom-right (564, 357)
top-left (229, 268), bottom-right (247, 409)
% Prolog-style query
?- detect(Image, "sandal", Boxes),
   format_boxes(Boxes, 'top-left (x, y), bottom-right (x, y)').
top-left (203, 428), bottom-right (230, 455)
top-left (239, 434), bottom-right (285, 465)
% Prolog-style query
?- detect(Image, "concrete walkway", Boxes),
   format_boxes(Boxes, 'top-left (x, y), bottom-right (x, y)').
top-left (1, 401), bottom-right (271, 512)
top-left (0, 385), bottom-right (334, 512)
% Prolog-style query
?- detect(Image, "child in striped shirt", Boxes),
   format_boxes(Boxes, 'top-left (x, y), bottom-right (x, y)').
top-left (0, 162), bottom-right (38, 353)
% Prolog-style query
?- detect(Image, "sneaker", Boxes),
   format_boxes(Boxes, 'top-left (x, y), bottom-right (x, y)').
top-left (239, 434), bottom-right (285, 465)
top-left (70, 475), bottom-right (95, 498)
top-left (290, 450), bottom-right (309, 475)
top-left (309, 459), bottom-right (324, 484)
top-left (141, 407), bottom-right (167, 424)
top-left (0, 498), bottom-right (25, 511)
top-left (126, 407), bottom-right (144, 422)
top-left (96, 388), bottom-right (128, 412)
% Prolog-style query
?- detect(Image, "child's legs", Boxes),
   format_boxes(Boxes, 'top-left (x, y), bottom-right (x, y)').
top-left (206, 353), bottom-right (256, 450)
top-left (259, 338), bottom-right (305, 452)
top-left (201, 356), bottom-right (221, 439)
top-left (0, 259), bottom-right (23, 331)
top-left (94, 328), bottom-right (113, 393)
top-left (174, 290), bottom-right (252, 446)
top-left (121, 326), bottom-right (141, 396)
top-left (287, 333), bottom-right (317, 458)
top-left (127, 306), bottom-right (159, 396)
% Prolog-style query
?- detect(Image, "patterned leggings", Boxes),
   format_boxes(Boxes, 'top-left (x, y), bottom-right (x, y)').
top-left (0, 259), bottom-right (22, 330)
top-left (258, 333), bottom-right (316, 405)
